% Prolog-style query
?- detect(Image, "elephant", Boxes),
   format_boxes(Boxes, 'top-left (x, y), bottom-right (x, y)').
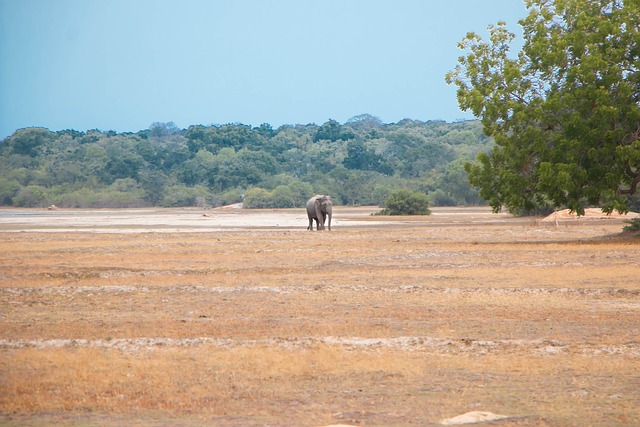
top-left (306, 195), bottom-right (332, 231)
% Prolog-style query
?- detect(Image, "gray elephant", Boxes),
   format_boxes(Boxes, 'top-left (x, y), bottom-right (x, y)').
top-left (306, 195), bottom-right (332, 231)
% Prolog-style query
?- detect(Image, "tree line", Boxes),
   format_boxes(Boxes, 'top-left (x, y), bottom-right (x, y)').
top-left (0, 115), bottom-right (490, 209)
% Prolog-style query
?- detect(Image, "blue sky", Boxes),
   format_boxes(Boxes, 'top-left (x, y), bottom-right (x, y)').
top-left (0, 0), bottom-right (528, 139)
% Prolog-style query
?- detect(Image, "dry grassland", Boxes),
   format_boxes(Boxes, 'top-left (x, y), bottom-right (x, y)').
top-left (0, 207), bottom-right (639, 426)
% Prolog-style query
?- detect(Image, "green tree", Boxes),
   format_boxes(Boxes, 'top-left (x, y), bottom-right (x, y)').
top-left (437, 159), bottom-right (482, 205)
top-left (185, 123), bottom-right (263, 154)
top-left (177, 149), bottom-right (216, 186)
top-left (446, 0), bottom-right (640, 215)
top-left (343, 140), bottom-right (392, 175)
top-left (6, 128), bottom-right (54, 157)
top-left (0, 178), bottom-right (21, 205)
top-left (384, 131), bottom-right (455, 178)
top-left (243, 187), bottom-right (272, 208)
top-left (313, 119), bottom-right (342, 142)
top-left (206, 148), bottom-right (280, 192)
top-left (13, 185), bottom-right (48, 207)
top-left (313, 119), bottom-right (354, 142)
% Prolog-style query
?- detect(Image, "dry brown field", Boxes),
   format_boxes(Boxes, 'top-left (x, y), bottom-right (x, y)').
top-left (0, 206), bottom-right (639, 426)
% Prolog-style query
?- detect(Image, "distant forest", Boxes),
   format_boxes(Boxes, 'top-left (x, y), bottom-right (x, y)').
top-left (0, 115), bottom-right (493, 208)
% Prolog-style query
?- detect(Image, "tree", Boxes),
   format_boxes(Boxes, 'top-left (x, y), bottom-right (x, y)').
top-left (313, 119), bottom-right (354, 142)
top-left (343, 140), bottom-right (392, 175)
top-left (446, 0), bottom-right (640, 215)
top-left (345, 114), bottom-right (384, 134)
top-left (436, 159), bottom-right (482, 205)
top-left (0, 178), bottom-right (21, 205)
top-left (206, 148), bottom-right (280, 192)
top-left (148, 121), bottom-right (180, 138)
top-left (7, 128), bottom-right (54, 157)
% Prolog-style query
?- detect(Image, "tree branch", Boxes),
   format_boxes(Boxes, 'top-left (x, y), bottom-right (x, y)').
top-left (618, 167), bottom-right (640, 196)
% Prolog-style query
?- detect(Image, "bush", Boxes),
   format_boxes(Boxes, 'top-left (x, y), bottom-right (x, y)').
top-left (376, 189), bottom-right (430, 215)
top-left (243, 182), bottom-right (313, 209)
top-left (214, 188), bottom-right (245, 207)
top-left (0, 178), bottom-right (21, 205)
top-left (13, 185), bottom-right (49, 207)
top-left (161, 184), bottom-right (211, 207)
top-left (623, 218), bottom-right (640, 233)
top-left (628, 193), bottom-right (640, 212)
top-left (429, 189), bottom-right (457, 207)
top-left (55, 188), bottom-right (99, 207)
top-left (243, 188), bottom-right (272, 208)
top-left (271, 185), bottom-right (297, 208)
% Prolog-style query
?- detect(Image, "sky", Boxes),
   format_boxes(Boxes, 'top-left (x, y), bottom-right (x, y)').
top-left (0, 0), bottom-right (529, 139)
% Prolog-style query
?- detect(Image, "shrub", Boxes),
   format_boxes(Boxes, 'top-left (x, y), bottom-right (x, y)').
top-left (243, 188), bottom-right (272, 208)
top-left (161, 184), bottom-right (211, 207)
top-left (377, 190), bottom-right (430, 215)
top-left (429, 189), bottom-right (457, 207)
top-left (0, 178), bottom-right (21, 205)
top-left (243, 182), bottom-right (313, 209)
top-left (271, 185), bottom-right (297, 208)
top-left (623, 218), bottom-right (640, 233)
top-left (13, 185), bottom-right (49, 207)
top-left (214, 188), bottom-right (245, 207)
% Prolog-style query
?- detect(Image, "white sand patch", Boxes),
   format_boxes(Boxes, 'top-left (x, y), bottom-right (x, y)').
top-left (441, 411), bottom-right (510, 425)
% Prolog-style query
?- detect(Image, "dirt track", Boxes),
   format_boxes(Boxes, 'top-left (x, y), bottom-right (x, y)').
top-left (1, 207), bottom-right (639, 426)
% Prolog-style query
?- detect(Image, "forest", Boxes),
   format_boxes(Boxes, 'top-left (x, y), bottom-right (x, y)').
top-left (0, 115), bottom-right (492, 209)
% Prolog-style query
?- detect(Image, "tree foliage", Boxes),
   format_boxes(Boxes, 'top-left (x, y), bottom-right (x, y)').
top-left (0, 118), bottom-right (492, 208)
top-left (446, 0), bottom-right (640, 215)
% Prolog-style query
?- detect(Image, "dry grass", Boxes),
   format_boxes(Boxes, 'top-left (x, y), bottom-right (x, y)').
top-left (1, 207), bottom-right (639, 426)
top-left (1, 347), bottom-right (638, 426)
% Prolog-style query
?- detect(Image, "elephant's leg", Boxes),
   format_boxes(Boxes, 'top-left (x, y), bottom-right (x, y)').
top-left (307, 216), bottom-right (314, 230)
top-left (327, 213), bottom-right (332, 231)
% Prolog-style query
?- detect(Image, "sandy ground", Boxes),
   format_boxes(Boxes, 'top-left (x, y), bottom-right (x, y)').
top-left (1, 206), bottom-right (639, 426)
top-left (0, 206), bottom-right (523, 233)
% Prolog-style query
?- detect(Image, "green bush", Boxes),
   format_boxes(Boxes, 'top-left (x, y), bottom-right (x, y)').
top-left (243, 182), bottom-right (313, 209)
top-left (215, 188), bottom-right (245, 207)
top-left (161, 184), bottom-right (211, 207)
top-left (377, 189), bottom-right (431, 215)
top-left (243, 188), bottom-right (272, 208)
top-left (13, 185), bottom-right (49, 207)
top-left (623, 218), bottom-right (640, 233)
top-left (55, 188), bottom-right (99, 207)
top-left (271, 185), bottom-right (297, 208)
top-left (429, 189), bottom-right (457, 207)
top-left (0, 178), bottom-right (21, 205)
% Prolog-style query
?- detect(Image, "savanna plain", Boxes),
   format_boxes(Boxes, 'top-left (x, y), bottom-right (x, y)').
top-left (0, 206), bottom-right (639, 426)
